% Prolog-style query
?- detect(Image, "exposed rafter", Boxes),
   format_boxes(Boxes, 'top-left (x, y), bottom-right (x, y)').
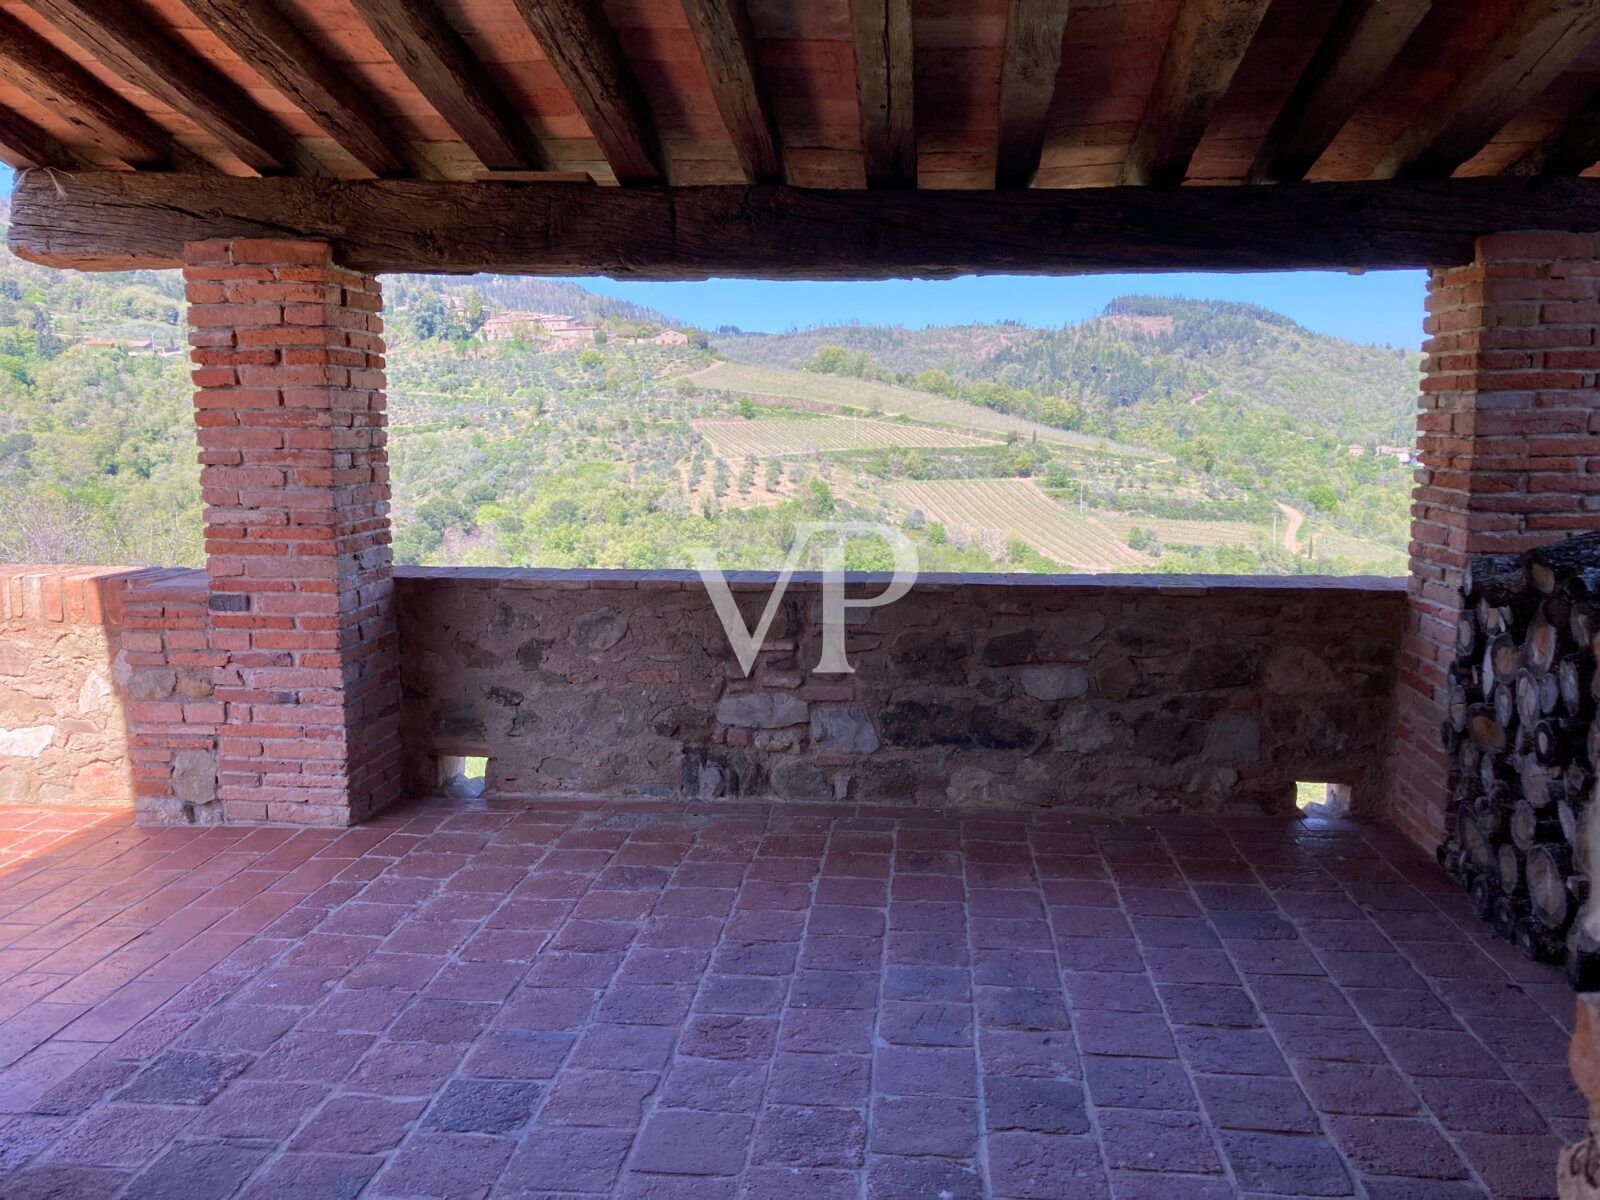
top-left (1121, 0), bottom-right (1274, 187)
top-left (849, 0), bottom-right (915, 188)
top-left (0, 10), bottom-right (206, 172)
top-left (509, 0), bottom-right (662, 184)
top-left (1509, 86), bottom-right (1600, 178)
top-left (15, 172), bottom-right (1600, 276)
top-left (346, 0), bottom-right (544, 173)
top-left (995, 0), bottom-right (1072, 189)
top-left (0, 104), bottom-right (90, 170)
top-left (1374, 0), bottom-right (1600, 180)
top-left (24, 0), bottom-right (313, 175)
top-left (1247, 0), bottom-right (1431, 184)
top-left (183, 0), bottom-right (431, 179)
top-left (679, 0), bottom-right (782, 184)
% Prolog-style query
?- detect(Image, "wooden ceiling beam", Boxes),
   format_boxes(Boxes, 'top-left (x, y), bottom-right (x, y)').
top-left (679, 0), bottom-right (782, 183)
top-left (1121, 0), bottom-right (1274, 187)
top-left (995, 0), bottom-right (1072, 189)
top-left (15, 172), bottom-right (1600, 276)
top-left (24, 0), bottom-right (312, 175)
top-left (1247, 0), bottom-right (1431, 184)
top-left (1509, 85), bottom-right (1600, 177)
top-left (346, 0), bottom-right (544, 173)
top-left (0, 10), bottom-right (207, 172)
top-left (1374, 0), bottom-right (1600, 180)
top-left (183, 0), bottom-right (430, 179)
top-left (849, 0), bottom-right (915, 188)
top-left (509, 0), bottom-right (662, 184)
top-left (0, 104), bottom-right (91, 170)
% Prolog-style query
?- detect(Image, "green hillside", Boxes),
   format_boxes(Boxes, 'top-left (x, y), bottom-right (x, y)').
top-left (715, 296), bottom-right (1420, 553)
top-left (0, 224), bottom-right (1414, 576)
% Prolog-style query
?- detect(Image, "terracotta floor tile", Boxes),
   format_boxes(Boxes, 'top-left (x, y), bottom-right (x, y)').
top-left (0, 799), bottom-right (1576, 1196)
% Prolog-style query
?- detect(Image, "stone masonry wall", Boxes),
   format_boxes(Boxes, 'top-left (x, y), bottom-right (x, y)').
top-left (398, 569), bottom-right (1406, 817)
top-left (0, 566), bottom-right (218, 813)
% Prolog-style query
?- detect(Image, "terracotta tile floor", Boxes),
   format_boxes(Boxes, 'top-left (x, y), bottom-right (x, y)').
top-left (0, 799), bottom-right (1579, 1199)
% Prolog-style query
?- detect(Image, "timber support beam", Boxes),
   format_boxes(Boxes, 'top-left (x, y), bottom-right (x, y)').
top-left (14, 172), bottom-right (1600, 276)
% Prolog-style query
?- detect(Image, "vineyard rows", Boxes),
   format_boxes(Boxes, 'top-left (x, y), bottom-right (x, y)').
top-left (1095, 512), bottom-right (1265, 549)
top-left (695, 417), bottom-right (994, 458)
top-left (1299, 525), bottom-right (1409, 572)
top-left (692, 362), bottom-right (1156, 460)
top-left (894, 479), bottom-right (1149, 569)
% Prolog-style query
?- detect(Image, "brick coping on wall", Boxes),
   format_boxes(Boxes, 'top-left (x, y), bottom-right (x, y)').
top-left (0, 564), bottom-right (206, 623)
top-left (393, 566), bottom-right (1409, 595)
top-left (0, 563), bottom-right (1411, 620)
top-left (3, 563), bottom-right (1409, 601)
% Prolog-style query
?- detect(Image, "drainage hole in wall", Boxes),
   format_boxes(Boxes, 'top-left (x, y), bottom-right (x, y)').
top-left (1296, 780), bottom-right (1351, 817)
top-left (438, 755), bottom-right (489, 798)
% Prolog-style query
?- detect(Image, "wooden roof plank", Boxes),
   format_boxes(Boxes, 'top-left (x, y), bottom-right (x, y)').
top-left (0, 10), bottom-right (206, 172)
top-left (509, 0), bottom-right (663, 184)
top-left (1246, 0), bottom-right (1432, 184)
top-left (680, 0), bottom-right (783, 183)
top-left (1510, 84), bottom-right (1600, 177)
top-left (1375, 0), bottom-right (1600, 180)
top-left (849, 0), bottom-right (915, 188)
top-left (16, 171), bottom-right (1600, 275)
top-left (24, 0), bottom-right (311, 175)
top-left (183, 0), bottom-right (430, 179)
top-left (0, 103), bottom-right (91, 170)
top-left (346, 0), bottom-right (546, 173)
top-left (1120, 0), bottom-right (1275, 187)
top-left (995, 0), bottom-right (1072, 189)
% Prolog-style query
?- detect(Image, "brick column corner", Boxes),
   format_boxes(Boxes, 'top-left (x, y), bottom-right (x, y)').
top-left (1392, 232), bottom-right (1600, 851)
top-left (182, 238), bottom-right (400, 825)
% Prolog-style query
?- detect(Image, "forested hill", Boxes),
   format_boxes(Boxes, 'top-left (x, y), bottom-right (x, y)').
top-left (0, 226), bottom-right (1418, 575)
top-left (386, 274), bottom-right (670, 331)
top-left (715, 295), bottom-right (1421, 448)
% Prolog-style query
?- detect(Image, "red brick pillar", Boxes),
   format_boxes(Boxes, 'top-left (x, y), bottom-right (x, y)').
top-left (182, 239), bottom-right (400, 825)
top-left (1392, 233), bottom-right (1600, 849)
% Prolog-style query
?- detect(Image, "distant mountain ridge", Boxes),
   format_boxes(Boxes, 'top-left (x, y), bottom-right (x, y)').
top-left (715, 294), bottom-right (1421, 447)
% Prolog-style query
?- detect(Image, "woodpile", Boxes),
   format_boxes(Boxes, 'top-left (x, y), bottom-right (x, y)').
top-left (1440, 533), bottom-right (1600, 989)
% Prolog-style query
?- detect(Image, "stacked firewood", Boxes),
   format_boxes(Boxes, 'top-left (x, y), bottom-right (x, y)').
top-left (1439, 532), bottom-right (1600, 989)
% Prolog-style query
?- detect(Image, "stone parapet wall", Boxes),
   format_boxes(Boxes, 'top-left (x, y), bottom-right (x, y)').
top-left (0, 565), bottom-right (1409, 821)
top-left (0, 566), bottom-right (217, 813)
top-left (397, 569), bottom-right (1406, 818)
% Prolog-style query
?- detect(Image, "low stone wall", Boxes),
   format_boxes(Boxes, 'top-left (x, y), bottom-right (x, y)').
top-left (397, 569), bottom-right (1407, 817)
top-left (0, 565), bottom-right (1410, 821)
top-left (0, 566), bottom-right (216, 811)
top-left (0, 567), bottom-right (129, 807)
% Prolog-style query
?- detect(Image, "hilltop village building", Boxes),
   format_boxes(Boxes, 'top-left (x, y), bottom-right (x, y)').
top-left (479, 310), bottom-right (599, 346)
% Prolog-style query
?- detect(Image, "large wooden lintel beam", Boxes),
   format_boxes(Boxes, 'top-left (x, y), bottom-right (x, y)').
top-left (12, 172), bottom-right (1600, 277)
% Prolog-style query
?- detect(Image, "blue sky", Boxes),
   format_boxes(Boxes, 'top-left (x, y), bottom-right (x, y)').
top-left (1, 165), bottom-right (1427, 347)
top-left (572, 271), bottom-right (1428, 347)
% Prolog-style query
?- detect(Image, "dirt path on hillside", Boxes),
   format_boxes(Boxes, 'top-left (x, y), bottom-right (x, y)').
top-left (1275, 502), bottom-right (1305, 554)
